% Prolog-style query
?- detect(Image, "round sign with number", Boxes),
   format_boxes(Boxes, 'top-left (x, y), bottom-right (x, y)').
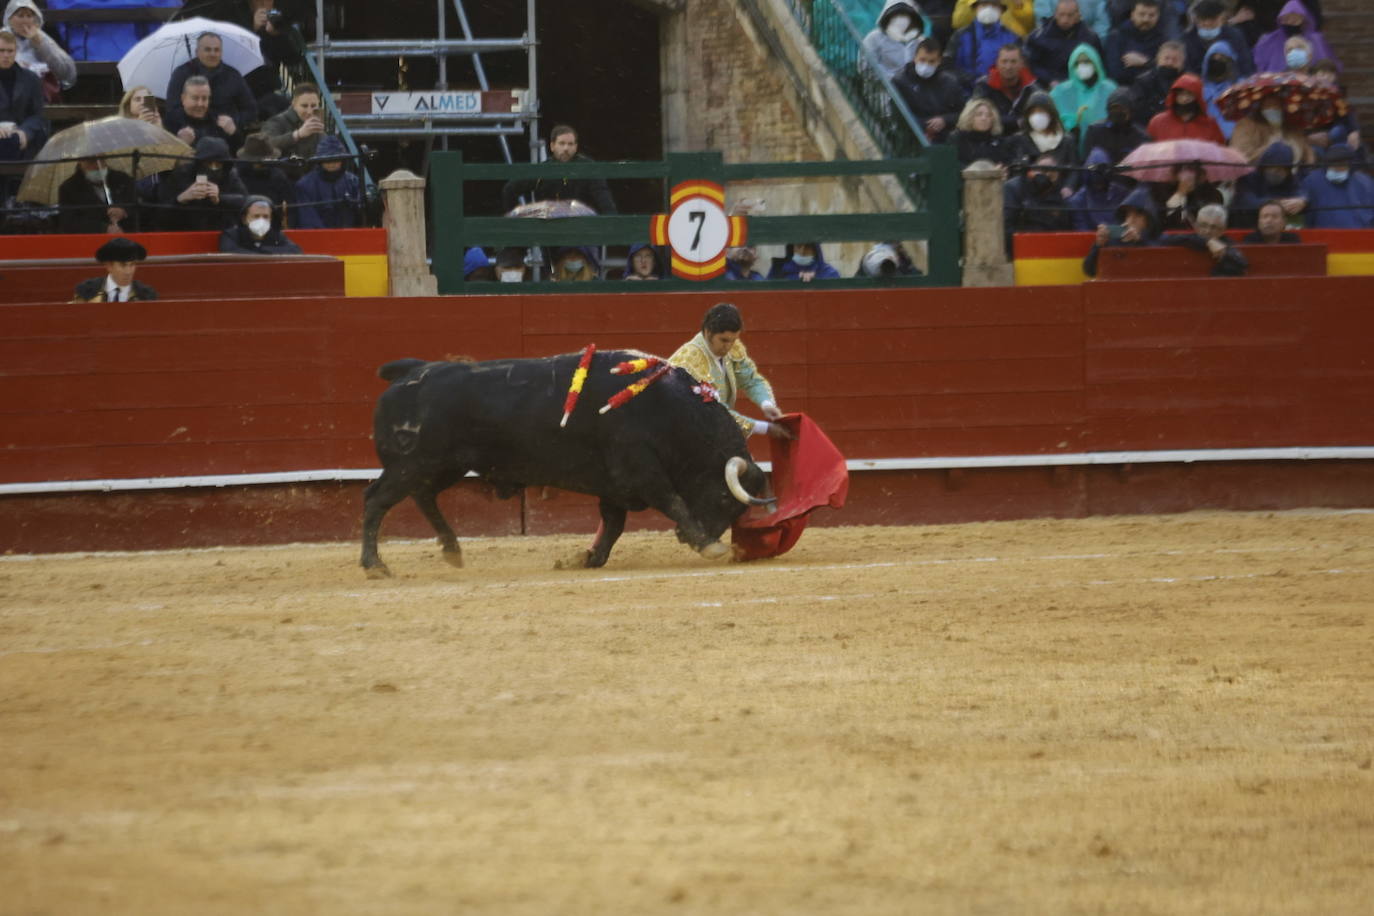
top-left (650, 181), bottom-right (748, 280)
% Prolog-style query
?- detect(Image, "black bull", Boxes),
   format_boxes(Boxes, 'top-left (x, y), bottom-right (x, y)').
top-left (360, 351), bottom-right (771, 577)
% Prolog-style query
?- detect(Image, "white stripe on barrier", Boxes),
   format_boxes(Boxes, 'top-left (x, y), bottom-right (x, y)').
top-left (2, 447), bottom-right (1373, 496)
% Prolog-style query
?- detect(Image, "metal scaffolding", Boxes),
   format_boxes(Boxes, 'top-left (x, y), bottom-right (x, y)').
top-left (310, 0), bottom-right (540, 164)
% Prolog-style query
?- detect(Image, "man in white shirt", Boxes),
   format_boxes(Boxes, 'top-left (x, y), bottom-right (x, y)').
top-left (69, 237), bottom-right (159, 302)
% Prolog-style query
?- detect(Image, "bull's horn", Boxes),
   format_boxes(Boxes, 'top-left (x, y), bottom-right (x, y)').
top-left (725, 456), bottom-right (775, 507)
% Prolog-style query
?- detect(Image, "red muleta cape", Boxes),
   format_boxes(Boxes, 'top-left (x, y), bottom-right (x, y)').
top-left (731, 413), bottom-right (849, 560)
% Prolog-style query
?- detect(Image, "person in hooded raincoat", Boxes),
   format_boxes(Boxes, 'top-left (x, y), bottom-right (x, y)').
top-left (1202, 40), bottom-right (1241, 140)
top-left (861, 0), bottom-right (927, 80)
top-left (950, 0), bottom-right (1020, 82)
top-left (4, 0), bottom-right (76, 93)
top-left (1147, 73), bottom-right (1226, 142)
top-left (1230, 140), bottom-right (1308, 227)
top-left (768, 243), bottom-right (841, 282)
top-left (1082, 183), bottom-right (1162, 276)
top-left (293, 135), bottom-right (362, 229)
top-left (1009, 91), bottom-right (1081, 192)
top-left (622, 243), bottom-right (667, 281)
top-left (1251, 1), bottom-right (1337, 73)
top-left (156, 136), bottom-right (247, 231)
top-left (1051, 42), bottom-right (1117, 132)
top-left (1081, 86), bottom-right (1149, 161)
top-left (952, 0), bottom-right (1036, 35)
top-left (1068, 146), bottom-right (1134, 228)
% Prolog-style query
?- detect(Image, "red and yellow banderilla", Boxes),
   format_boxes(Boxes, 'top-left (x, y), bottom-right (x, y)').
top-left (560, 344), bottom-right (596, 428)
top-left (609, 356), bottom-right (662, 375)
top-left (599, 364), bottom-right (671, 414)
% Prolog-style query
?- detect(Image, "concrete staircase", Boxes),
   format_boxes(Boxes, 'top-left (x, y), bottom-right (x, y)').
top-left (1323, 0), bottom-right (1374, 132)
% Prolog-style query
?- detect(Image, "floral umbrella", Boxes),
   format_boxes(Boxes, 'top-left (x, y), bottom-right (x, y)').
top-left (1119, 140), bottom-right (1253, 183)
top-left (1216, 72), bottom-right (1349, 131)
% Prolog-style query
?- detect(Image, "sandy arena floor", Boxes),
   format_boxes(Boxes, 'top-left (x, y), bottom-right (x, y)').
top-left (2, 511), bottom-right (1372, 915)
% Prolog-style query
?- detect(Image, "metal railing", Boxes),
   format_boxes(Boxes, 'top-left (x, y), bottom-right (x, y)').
top-left (784, 0), bottom-right (930, 158)
top-left (428, 149), bottom-right (963, 293)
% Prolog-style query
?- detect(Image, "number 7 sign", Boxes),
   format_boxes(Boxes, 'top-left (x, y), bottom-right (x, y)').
top-left (650, 180), bottom-right (748, 280)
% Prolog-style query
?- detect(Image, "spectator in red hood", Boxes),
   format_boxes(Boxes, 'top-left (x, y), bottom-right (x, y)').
top-left (1146, 73), bottom-right (1225, 143)
top-left (972, 43), bottom-right (1045, 135)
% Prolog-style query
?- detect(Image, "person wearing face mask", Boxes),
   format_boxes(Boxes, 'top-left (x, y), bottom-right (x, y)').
top-left (220, 195), bottom-right (303, 254)
top-left (550, 246), bottom-right (599, 282)
top-left (768, 242), bottom-right (841, 281)
top-left (1003, 153), bottom-right (1073, 248)
top-left (1251, 1), bottom-right (1335, 73)
top-left (1009, 92), bottom-right (1081, 192)
top-left (235, 132), bottom-right (295, 207)
top-left (157, 136), bottom-right (247, 231)
top-left (1278, 35), bottom-right (1312, 73)
top-left (892, 38), bottom-right (969, 143)
top-left (70, 238), bottom-right (159, 303)
top-left (953, 0), bottom-right (1035, 35)
top-left (1104, 0), bottom-right (1166, 85)
top-left (1050, 43), bottom-right (1117, 131)
top-left (4, 0), bottom-right (76, 95)
top-left (1301, 144), bottom-right (1374, 228)
top-left (1182, 0), bottom-right (1254, 79)
top-left (1068, 146), bottom-right (1134, 228)
top-left (1201, 41), bottom-right (1240, 139)
top-left (1127, 40), bottom-right (1184, 125)
top-left (1147, 73), bottom-right (1226, 142)
top-left (57, 156), bottom-right (138, 234)
top-left (1231, 140), bottom-right (1307, 227)
top-left (950, 1), bottom-right (1020, 83)
top-left (861, 0), bottom-right (927, 80)
top-left (293, 134), bottom-right (362, 229)
top-left (1229, 95), bottom-right (1314, 164)
top-left (1081, 88), bottom-right (1149, 162)
top-left (1024, 1), bottom-right (1105, 87)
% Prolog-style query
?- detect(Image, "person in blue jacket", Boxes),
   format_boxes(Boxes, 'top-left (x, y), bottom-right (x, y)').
top-left (1201, 40), bottom-right (1241, 140)
top-left (1068, 146), bottom-right (1133, 229)
top-left (951, 1), bottom-right (1020, 83)
top-left (1082, 183), bottom-right (1161, 276)
top-left (768, 243), bottom-right (841, 281)
top-left (1301, 144), bottom-right (1374, 228)
top-left (293, 135), bottom-right (362, 229)
top-left (1231, 141), bottom-right (1308, 228)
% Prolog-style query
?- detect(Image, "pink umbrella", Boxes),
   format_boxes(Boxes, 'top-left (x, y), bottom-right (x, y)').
top-left (1119, 140), bottom-right (1254, 183)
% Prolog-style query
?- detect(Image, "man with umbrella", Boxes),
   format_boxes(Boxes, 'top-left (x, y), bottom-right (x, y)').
top-left (164, 32), bottom-right (256, 141)
top-left (58, 156), bottom-right (137, 234)
top-left (70, 237), bottom-right (159, 303)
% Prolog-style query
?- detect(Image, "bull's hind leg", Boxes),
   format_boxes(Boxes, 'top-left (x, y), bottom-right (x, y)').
top-left (412, 470), bottom-right (465, 568)
top-left (360, 470), bottom-right (413, 578)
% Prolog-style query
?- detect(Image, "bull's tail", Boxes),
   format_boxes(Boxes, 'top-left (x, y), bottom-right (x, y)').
top-left (377, 358), bottom-right (427, 383)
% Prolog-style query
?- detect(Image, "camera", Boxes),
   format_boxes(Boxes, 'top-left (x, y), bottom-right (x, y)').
top-left (266, 8), bottom-right (286, 27)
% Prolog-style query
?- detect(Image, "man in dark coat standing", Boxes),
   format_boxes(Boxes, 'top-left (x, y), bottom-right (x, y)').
top-left (892, 38), bottom-right (968, 144)
top-left (1024, 0), bottom-right (1106, 86)
top-left (501, 124), bottom-right (617, 214)
top-left (165, 31), bottom-right (257, 138)
top-left (70, 237), bottom-right (158, 302)
top-left (58, 157), bottom-right (139, 234)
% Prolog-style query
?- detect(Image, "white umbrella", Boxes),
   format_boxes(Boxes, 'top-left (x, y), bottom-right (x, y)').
top-left (117, 17), bottom-right (264, 97)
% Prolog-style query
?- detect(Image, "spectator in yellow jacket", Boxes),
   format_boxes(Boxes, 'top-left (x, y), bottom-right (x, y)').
top-left (953, 0), bottom-right (1036, 35)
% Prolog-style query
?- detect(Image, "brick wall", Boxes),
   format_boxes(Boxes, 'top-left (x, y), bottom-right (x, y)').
top-left (1321, 1), bottom-right (1374, 130)
top-left (680, 0), bottom-right (823, 163)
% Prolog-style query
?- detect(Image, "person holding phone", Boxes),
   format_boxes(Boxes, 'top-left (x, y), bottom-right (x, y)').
top-left (118, 86), bottom-right (163, 130)
top-left (1082, 184), bottom-right (1161, 276)
top-left (156, 136), bottom-right (247, 231)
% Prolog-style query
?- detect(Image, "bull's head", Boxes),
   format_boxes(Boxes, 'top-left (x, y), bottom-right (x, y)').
top-left (725, 457), bottom-right (776, 508)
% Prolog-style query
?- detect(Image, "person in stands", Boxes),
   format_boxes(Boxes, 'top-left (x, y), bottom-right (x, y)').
top-left (1231, 141), bottom-right (1307, 228)
top-left (58, 156), bottom-right (137, 234)
top-left (972, 43), bottom-right (1043, 136)
top-left (725, 245), bottom-right (765, 281)
top-left (463, 247), bottom-right (494, 281)
top-left (1024, 1), bottom-right (1105, 86)
top-left (861, 1), bottom-right (926, 80)
top-left (952, 0), bottom-right (1035, 36)
top-left (70, 237), bottom-right (158, 302)
top-left (550, 245), bottom-right (599, 281)
top-left (768, 242), bottom-right (841, 281)
top-left (667, 302), bottom-right (789, 440)
top-left (236, 132), bottom-right (294, 207)
top-left (1151, 160), bottom-right (1225, 230)
top-left (1147, 73), bottom-right (1225, 143)
top-left (1162, 202), bottom-right (1248, 275)
top-left (950, 1), bottom-right (1020, 83)
top-left (164, 75), bottom-right (241, 152)
top-left (1302, 144), bottom-right (1374, 228)
top-left (1004, 153), bottom-right (1073, 244)
top-left (1251, 1), bottom-right (1336, 73)
top-left (165, 32), bottom-right (256, 139)
top-left (220, 195), bottom-right (302, 254)
top-left (1082, 184), bottom-right (1161, 276)
top-left (500, 124), bottom-right (617, 214)
top-left (1243, 199), bottom-right (1301, 243)
top-left (1068, 146), bottom-right (1134, 229)
top-left (1050, 42), bottom-right (1117, 133)
top-left (1128, 40), bottom-right (1184, 126)
top-left (622, 243), bottom-right (666, 281)
top-left (1081, 87), bottom-right (1150, 163)
top-left (119, 85), bottom-right (162, 129)
top-left (1229, 95), bottom-right (1315, 165)
top-left (4, 1), bottom-right (76, 97)
top-left (1009, 92), bottom-right (1080, 194)
top-left (157, 136), bottom-right (247, 231)
top-left (950, 96), bottom-right (1013, 165)
top-left (891, 37), bottom-right (968, 144)
top-left (292, 134), bottom-right (361, 228)
top-left (263, 82), bottom-right (327, 160)
top-left (1103, 0), bottom-right (1166, 85)
top-left (1182, 0), bottom-right (1254, 77)
top-left (0, 28), bottom-right (46, 169)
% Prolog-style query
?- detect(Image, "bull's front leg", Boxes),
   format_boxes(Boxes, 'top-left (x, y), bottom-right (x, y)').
top-left (555, 500), bottom-right (627, 569)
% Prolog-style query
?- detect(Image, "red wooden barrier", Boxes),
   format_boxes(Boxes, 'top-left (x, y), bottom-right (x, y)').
top-left (0, 255), bottom-right (347, 304)
top-left (1093, 243), bottom-right (1328, 280)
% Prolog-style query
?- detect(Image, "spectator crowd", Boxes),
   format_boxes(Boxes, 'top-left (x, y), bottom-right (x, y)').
top-left (1, 1), bottom-right (365, 241)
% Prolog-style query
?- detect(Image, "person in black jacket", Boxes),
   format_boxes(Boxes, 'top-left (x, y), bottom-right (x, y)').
top-left (1008, 91), bottom-right (1081, 192)
top-left (235, 132), bottom-right (295, 208)
top-left (219, 195), bottom-right (303, 254)
top-left (1024, 1), bottom-right (1106, 86)
top-left (500, 125), bottom-right (616, 214)
top-left (163, 76), bottom-right (243, 153)
top-left (891, 38), bottom-right (968, 144)
top-left (1005, 152), bottom-right (1073, 251)
top-left (1082, 183), bottom-right (1162, 276)
top-left (949, 97), bottom-right (1013, 165)
top-left (972, 44), bottom-right (1045, 136)
top-left (1242, 199), bottom-right (1301, 243)
top-left (1103, 0), bottom-right (1167, 85)
top-left (70, 237), bottom-right (159, 302)
top-left (157, 136), bottom-right (248, 231)
top-left (1080, 87), bottom-right (1150, 164)
top-left (1128, 40), bottom-right (1185, 126)
top-left (57, 157), bottom-right (139, 234)
top-left (1182, 0), bottom-right (1255, 78)
top-left (164, 32), bottom-right (258, 139)
top-left (0, 27), bottom-right (45, 175)
top-left (1161, 202), bottom-right (1249, 275)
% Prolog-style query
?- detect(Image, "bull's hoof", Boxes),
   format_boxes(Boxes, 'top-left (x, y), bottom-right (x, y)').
top-left (554, 549), bottom-right (593, 570)
top-left (364, 563), bottom-right (392, 580)
top-left (442, 549), bottom-right (464, 569)
top-left (698, 541), bottom-right (730, 560)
